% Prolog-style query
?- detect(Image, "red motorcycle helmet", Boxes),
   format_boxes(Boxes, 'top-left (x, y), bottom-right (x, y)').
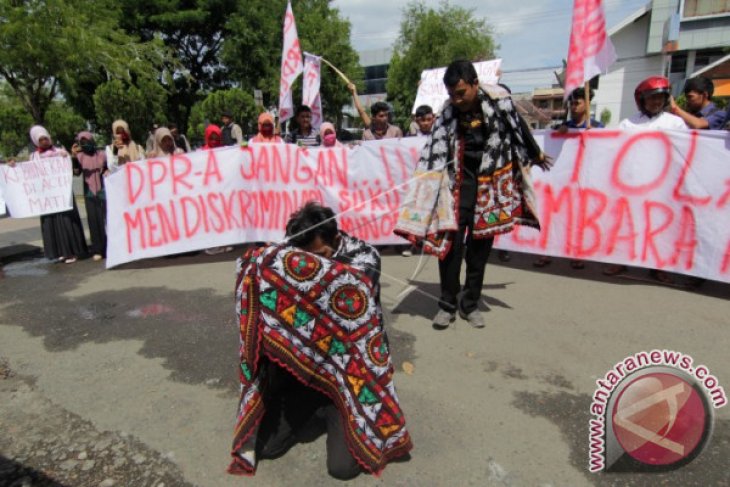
top-left (634, 76), bottom-right (671, 113)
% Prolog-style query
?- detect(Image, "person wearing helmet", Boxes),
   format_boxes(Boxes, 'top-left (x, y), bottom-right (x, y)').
top-left (606, 76), bottom-right (686, 282)
top-left (618, 76), bottom-right (687, 130)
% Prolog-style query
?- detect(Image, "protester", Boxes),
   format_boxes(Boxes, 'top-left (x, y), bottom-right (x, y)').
top-left (105, 120), bottom-right (144, 172)
top-left (362, 102), bottom-right (403, 140)
top-left (145, 123), bottom-right (159, 154)
top-left (146, 127), bottom-right (184, 158)
top-left (319, 122), bottom-right (341, 147)
top-left (394, 60), bottom-right (550, 330)
top-left (229, 202), bottom-right (411, 479)
top-left (201, 123), bottom-right (234, 256)
top-left (284, 105), bottom-right (320, 146)
top-left (411, 105), bottom-right (435, 136)
top-left (249, 113), bottom-right (283, 144)
top-left (16, 126), bottom-right (89, 263)
top-left (221, 110), bottom-right (244, 146)
top-left (71, 131), bottom-right (108, 261)
top-left (168, 123), bottom-right (191, 152)
top-left (605, 76), bottom-right (687, 282)
top-left (201, 124), bottom-right (223, 150)
top-left (534, 86), bottom-right (604, 269)
top-left (618, 76), bottom-right (687, 130)
top-left (669, 76), bottom-right (726, 130)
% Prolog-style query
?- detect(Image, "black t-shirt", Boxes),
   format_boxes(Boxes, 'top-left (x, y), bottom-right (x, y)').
top-left (458, 110), bottom-right (488, 209)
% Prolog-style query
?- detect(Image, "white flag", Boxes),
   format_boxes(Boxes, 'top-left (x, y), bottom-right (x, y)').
top-left (303, 52), bottom-right (323, 129)
top-left (278, 1), bottom-right (303, 122)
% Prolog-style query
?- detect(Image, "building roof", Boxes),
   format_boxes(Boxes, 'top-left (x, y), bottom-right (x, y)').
top-left (608, 2), bottom-right (651, 37)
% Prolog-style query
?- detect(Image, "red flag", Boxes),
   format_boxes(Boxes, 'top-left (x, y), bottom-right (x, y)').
top-left (278, 1), bottom-right (303, 122)
top-left (564, 0), bottom-right (616, 100)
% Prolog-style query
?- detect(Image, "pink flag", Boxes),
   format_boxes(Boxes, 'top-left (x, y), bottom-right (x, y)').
top-left (303, 52), bottom-right (323, 129)
top-left (278, 1), bottom-right (303, 122)
top-left (564, 0), bottom-right (616, 100)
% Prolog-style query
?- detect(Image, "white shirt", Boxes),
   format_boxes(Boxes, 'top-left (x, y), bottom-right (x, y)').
top-left (619, 112), bottom-right (688, 131)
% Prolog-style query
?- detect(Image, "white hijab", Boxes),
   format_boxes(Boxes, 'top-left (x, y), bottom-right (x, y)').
top-left (29, 125), bottom-right (52, 147)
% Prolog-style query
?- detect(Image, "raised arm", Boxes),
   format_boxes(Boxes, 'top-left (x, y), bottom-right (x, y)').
top-left (348, 83), bottom-right (371, 128)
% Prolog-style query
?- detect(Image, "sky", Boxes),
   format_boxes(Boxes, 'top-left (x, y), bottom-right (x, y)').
top-left (331, 0), bottom-right (649, 72)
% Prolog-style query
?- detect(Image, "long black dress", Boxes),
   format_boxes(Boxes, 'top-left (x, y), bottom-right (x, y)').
top-left (33, 148), bottom-right (89, 260)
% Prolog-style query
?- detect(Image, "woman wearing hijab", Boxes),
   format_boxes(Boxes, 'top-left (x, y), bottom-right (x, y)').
top-left (27, 126), bottom-right (89, 263)
top-left (319, 122), bottom-right (341, 147)
top-left (105, 120), bottom-right (144, 172)
top-left (146, 127), bottom-right (185, 158)
top-left (71, 131), bottom-right (108, 261)
top-left (249, 113), bottom-right (283, 143)
top-left (202, 123), bottom-right (234, 255)
top-left (202, 124), bottom-right (223, 150)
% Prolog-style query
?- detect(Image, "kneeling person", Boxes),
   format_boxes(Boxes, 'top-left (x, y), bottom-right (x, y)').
top-left (229, 202), bottom-right (411, 479)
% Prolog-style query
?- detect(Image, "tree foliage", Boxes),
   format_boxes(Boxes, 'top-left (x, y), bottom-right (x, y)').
top-left (0, 0), bottom-right (168, 125)
top-left (187, 89), bottom-right (258, 146)
top-left (222, 0), bottom-right (362, 125)
top-left (119, 0), bottom-right (238, 130)
top-left (386, 1), bottom-right (496, 126)
top-left (93, 79), bottom-right (168, 144)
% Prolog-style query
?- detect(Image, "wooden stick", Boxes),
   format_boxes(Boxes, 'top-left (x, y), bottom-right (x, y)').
top-left (321, 57), bottom-right (352, 85)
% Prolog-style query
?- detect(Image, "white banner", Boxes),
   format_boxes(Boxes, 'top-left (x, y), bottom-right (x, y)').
top-left (0, 157), bottom-right (73, 218)
top-left (278, 1), bottom-right (303, 123)
top-left (104, 140), bottom-right (424, 268)
top-left (496, 129), bottom-right (730, 283)
top-left (105, 131), bottom-right (730, 284)
top-left (412, 59), bottom-right (502, 114)
top-left (303, 52), bottom-right (323, 129)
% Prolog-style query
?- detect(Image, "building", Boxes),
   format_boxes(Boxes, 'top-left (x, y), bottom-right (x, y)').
top-left (594, 0), bottom-right (730, 126)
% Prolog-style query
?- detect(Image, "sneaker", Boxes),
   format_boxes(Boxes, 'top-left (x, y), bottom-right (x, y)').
top-left (401, 249), bottom-right (413, 257)
top-left (432, 309), bottom-right (455, 330)
top-left (92, 254), bottom-right (103, 261)
top-left (458, 306), bottom-right (485, 328)
top-left (205, 247), bottom-right (226, 255)
top-left (64, 257), bottom-right (77, 264)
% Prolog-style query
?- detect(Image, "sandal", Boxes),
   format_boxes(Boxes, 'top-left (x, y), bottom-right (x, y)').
top-left (533, 256), bottom-right (552, 268)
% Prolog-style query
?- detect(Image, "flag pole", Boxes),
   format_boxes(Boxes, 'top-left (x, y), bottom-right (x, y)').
top-left (321, 57), bottom-right (352, 85)
top-left (584, 80), bottom-right (592, 129)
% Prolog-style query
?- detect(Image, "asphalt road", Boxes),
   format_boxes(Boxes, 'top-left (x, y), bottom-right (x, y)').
top-left (1, 215), bottom-right (729, 486)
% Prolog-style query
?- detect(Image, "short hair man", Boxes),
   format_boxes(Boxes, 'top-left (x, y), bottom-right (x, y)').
top-left (229, 202), bottom-right (411, 479)
top-left (221, 110), bottom-right (244, 146)
top-left (669, 76), bottom-right (725, 130)
top-left (284, 105), bottom-right (320, 146)
top-left (412, 105), bottom-right (435, 136)
top-left (562, 87), bottom-right (604, 129)
top-left (394, 60), bottom-right (549, 330)
top-left (362, 102), bottom-right (403, 140)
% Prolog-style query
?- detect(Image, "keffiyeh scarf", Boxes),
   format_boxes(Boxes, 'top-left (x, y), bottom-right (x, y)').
top-left (394, 84), bottom-right (548, 258)
top-left (229, 244), bottom-right (412, 475)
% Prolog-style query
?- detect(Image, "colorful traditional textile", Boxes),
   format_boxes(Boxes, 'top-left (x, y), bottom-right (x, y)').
top-left (228, 243), bottom-right (412, 476)
top-left (394, 84), bottom-right (548, 259)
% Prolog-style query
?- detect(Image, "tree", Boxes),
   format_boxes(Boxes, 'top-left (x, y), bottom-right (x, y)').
top-left (386, 1), bottom-right (496, 127)
top-left (222, 0), bottom-right (362, 126)
top-left (0, 0), bottom-right (168, 126)
top-left (0, 89), bottom-right (33, 158)
top-left (119, 0), bottom-right (239, 132)
top-left (93, 79), bottom-right (168, 144)
top-left (187, 89), bottom-right (258, 146)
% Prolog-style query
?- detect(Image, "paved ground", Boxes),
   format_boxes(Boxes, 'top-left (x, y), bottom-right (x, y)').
top-left (1, 209), bottom-right (729, 487)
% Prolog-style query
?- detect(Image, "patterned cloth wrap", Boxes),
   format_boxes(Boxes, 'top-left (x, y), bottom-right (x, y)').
top-left (229, 242), bottom-right (412, 475)
top-left (394, 83), bottom-right (548, 259)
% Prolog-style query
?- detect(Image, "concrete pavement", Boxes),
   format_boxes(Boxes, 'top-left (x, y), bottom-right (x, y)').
top-left (0, 222), bottom-right (729, 485)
